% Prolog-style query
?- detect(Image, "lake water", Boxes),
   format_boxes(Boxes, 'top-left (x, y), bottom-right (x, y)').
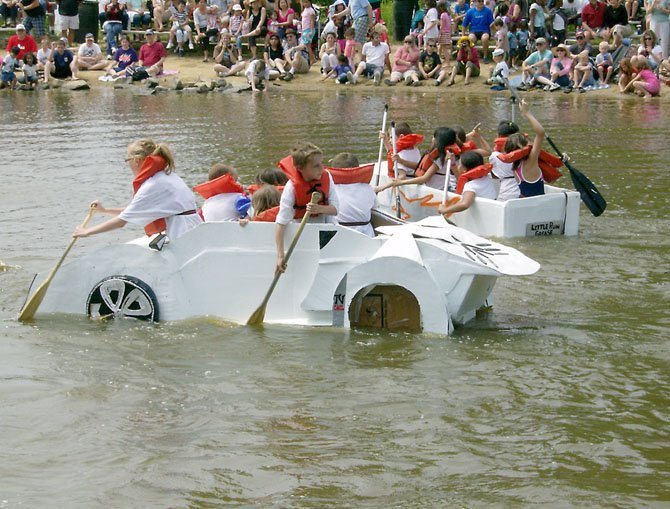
top-left (1, 88), bottom-right (669, 507)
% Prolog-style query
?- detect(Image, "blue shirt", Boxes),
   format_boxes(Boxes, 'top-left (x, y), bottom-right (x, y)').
top-left (349, 0), bottom-right (370, 20)
top-left (334, 63), bottom-right (352, 75)
top-left (463, 6), bottom-right (494, 33)
top-left (53, 49), bottom-right (74, 70)
top-left (113, 47), bottom-right (138, 70)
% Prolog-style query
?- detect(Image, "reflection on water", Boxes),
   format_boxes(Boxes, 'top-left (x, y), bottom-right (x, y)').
top-left (0, 89), bottom-right (668, 506)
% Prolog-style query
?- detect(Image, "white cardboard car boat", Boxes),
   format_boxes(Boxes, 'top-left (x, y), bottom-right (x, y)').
top-left (25, 216), bottom-right (540, 335)
top-left (374, 162), bottom-right (581, 238)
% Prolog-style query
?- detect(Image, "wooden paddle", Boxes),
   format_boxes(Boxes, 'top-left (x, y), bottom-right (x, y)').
top-left (374, 104), bottom-right (389, 186)
top-left (18, 206), bottom-right (96, 322)
top-left (506, 81), bottom-right (607, 217)
top-left (246, 192), bottom-right (319, 326)
top-left (390, 121), bottom-right (402, 219)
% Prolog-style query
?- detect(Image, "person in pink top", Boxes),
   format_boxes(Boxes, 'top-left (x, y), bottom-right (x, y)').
top-left (547, 43), bottom-right (572, 89)
top-left (384, 35), bottom-right (421, 85)
top-left (275, 0), bottom-right (295, 41)
top-left (624, 55), bottom-right (661, 99)
top-left (300, 0), bottom-right (317, 64)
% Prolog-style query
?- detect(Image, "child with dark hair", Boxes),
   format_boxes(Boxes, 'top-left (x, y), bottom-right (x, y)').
top-left (490, 120), bottom-right (520, 201)
top-left (22, 51), bottom-right (38, 89)
top-left (1, 46), bottom-right (20, 89)
top-left (437, 150), bottom-right (497, 217)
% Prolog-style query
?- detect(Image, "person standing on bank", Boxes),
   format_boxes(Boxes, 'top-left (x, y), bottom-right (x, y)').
top-left (73, 139), bottom-right (202, 241)
top-left (17, 0), bottom-right (46, 38)
top-left (333, 0), bottom-right (373, 57)
top-left (57, 0), bottom-right (81, 46)
top-left (393, 0), bottom-right (418, 41)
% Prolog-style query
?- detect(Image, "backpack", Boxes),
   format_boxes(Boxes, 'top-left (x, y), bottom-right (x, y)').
top-left (126, 65), bottom-right (150, 81)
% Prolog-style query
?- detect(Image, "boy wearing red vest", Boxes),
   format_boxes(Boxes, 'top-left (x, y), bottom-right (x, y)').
top-left (275, 142), bottom-right (339, 273)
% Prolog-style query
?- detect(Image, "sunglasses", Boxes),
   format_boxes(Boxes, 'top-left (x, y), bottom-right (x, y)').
top-left (576, 36), bottom-right (584, 39)
top-left (644, 36), bottom-right (652, 40)
top-left (404, 40), bottom-right (412, 43)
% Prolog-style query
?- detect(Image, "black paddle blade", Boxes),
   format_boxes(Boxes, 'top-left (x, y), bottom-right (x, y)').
top-left (566, 160), bottom-right (607, 217)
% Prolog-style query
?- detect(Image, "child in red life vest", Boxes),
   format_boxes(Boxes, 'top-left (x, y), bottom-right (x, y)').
top-left (275, 142), bottom-right (339, 273)
top-left (437, 151), bottom-right (497, 217)
top-left (330, 152), bottom-right (376, 237)
top-left (240, 184), bottom-right (282, 225)
top-left (380, 122), bottom-right (424, 179)
top-left (193, 163), bottom-right (246, 221)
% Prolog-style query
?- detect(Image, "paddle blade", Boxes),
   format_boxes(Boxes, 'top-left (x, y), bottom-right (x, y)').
top-left (17, 281), bottom-right (49, 322)
top-left (566, 161), bottom-right (607, 217)
top-left (246, 303), bottom-right (266, 326)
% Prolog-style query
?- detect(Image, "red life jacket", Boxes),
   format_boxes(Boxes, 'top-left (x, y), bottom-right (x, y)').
top-left (493, 137), bottom-right (507, 152)
top-left (247, 183), bottom-right (285, 195)
top-left (192, 173), bottom-right (245, 199)
top-left (327, 163), bottom-right (375, 184)
top-left (460, 140), bottom-right (478, 152)
top-left (277, 154), bottom-right (331, 219)
top-left (386, 133), bottom-right (424, 176)
top-left (498, 145), bottom-right (563, 183)
top-left (455, 163), bottom-right (493, 194)
top-left (132, 154), bottom-right (169, 236)
top-left (415, 144), bottom-right (461, 177)
top-left (253, 206), bottom-right (280, 222)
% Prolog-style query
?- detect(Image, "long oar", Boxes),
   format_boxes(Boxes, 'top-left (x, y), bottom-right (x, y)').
top-left (545, 136), bottom-right (607, 217)
top-left (374, 104), bottom-right (389, 186)
top-left (390, 121), bottom-right (402, 219)
top-left (18, 206), bottom-right (96, 322)
top-left (506, 81), bottom-right (607, 217)
top-left (247, 192), bottom-right (319, 326)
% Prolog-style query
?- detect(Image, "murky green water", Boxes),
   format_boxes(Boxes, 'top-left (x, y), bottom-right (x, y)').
top-left (1, 89), bottom-right (668, 507)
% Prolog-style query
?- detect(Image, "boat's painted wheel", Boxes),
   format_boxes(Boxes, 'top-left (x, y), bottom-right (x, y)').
top-left (86, 276), bottom-right (159, 321)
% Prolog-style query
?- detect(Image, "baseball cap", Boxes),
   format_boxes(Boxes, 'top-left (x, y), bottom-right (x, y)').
top-left (492, 48), bottom-right (505, 57)
top-left (145, 28), bottom-right (155, 35)
top-left (16, 23), bottom-right (26, 30)
top-left (232, 2), bottom-right (242, 8)
top-left (575, 29), bottom-right (584, 37)
top-left (535, 37), bottom-right (547, 45)
top-left (85, 32), bottom-right (94, 39)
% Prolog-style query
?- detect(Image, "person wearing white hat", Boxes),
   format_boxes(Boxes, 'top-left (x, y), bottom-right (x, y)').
top-left (75, 32), bottom-right (108, 71)
top-left (485, 47), bottom-right (509, 87)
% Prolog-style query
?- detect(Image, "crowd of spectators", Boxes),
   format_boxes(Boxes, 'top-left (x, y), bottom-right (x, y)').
top-left (1, 0), bottom-right (668, 95)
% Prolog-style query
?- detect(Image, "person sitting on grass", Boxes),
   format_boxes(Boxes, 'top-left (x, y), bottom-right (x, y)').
top-left (105, 36), bottom-right (138, 77)
top-left (213, 32), bottom-right (247, 77)
top-left (21, 51), bottom-right (39, 88)
top-left (245, 58), bottom-right (269, 92)
top-left (420, 38), bottom-right (449, 85)
top-left (446, 35), bottom-right (480, 86)
top-left (319, 31), bottom-right (340, 75)
top-left (617, 56), bottom-right (636, 93)
top-left (136, 29), bottom-right (166, 77)
top-left (43, 38), bottom-right (77, 83)
top-left (572, 49), bottom-right (595, 92)
top-left (545, 43), bottom-right (572, 91)
top-left (437, 150), bottom-right (497, 217)
top-left (264, 33), bottom-right (287, 79)
top-left (349, 29), bottom-right (391, 85)
top-left (595, 40), bottom-right (613, 85)
top-left (384, 34), bottom-right (420, 86)
top-left (485, 47), bottom-right (509, 88)
top-left (279, 28), bottom-right (310, 81)
top-left (75, 33), bottom-right (108, 73)
top-left (518, 36), bottom-right (551, 89)
top-left (321, 52), bottom-right (354, 83)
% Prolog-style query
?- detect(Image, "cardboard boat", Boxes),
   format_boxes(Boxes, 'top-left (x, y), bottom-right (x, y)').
top-left (374, 162), bottom-right (581, 238)
top-left (25, 215), bottom-right (540, 335)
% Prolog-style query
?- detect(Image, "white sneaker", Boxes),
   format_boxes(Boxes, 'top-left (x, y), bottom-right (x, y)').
top-left (351, 72), bottom-right (358, 84)
top-left (550, 82), bottom-right (561, 91)
top-left (404, 75), bottom-right (412, 86)
top-left (188, 42), bottom-right (194, 50)
top-left (166, 41), bottom-right (174, 49)
top-left (373, 71), bottom-right (381, 85)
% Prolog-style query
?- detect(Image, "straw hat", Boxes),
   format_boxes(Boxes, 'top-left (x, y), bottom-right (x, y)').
top-left (457, 35), bottom-right (473, 47)
top-left (554, 43), bottom-right (570, 53)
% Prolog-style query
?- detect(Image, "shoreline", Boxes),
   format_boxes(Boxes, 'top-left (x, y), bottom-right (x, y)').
top-left (1, 42), bottom-right (667, 101)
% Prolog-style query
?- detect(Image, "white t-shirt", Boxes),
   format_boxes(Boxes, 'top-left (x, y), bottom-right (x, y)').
top-left (462, 174), bottom-right (498, 199)
top-left (276, 172), bottom-right (340, 225)
top-left (493, 60), bottom-right (509, 79)
top-left (78, 43), bottom-right (102, 58)
top-left (37, 47), bottom-right (52, 65)
top-left (490, 151), bottom-right (519, 201)
top-left (118, 171), bottom-right (202, 240)
top-left (397, 147), bottom-right (421, 177)
top-left (426, 158), bottom-right (450, 191)
top-left (362, 41), bottom-right (390, 68)
top-left (245, 59), bottom-right (270, 83)
top-left (334, 183), bottom-right (375, 237)
top-left (424, 7), bottom-right (439, 39)
top-left (201, 193), bottom-right (244, 221)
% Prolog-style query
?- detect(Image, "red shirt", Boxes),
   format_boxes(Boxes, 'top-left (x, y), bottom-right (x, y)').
top-left (582, 1), bottom-right (606, 29)
top-left (6, 34), bottom-right (37, 60)
top-left (138, 41), bottom-right (166, 67)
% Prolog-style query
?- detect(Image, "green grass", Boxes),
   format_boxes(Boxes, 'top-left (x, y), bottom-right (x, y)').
top-left (381, 0), bottom-right (395, 38)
